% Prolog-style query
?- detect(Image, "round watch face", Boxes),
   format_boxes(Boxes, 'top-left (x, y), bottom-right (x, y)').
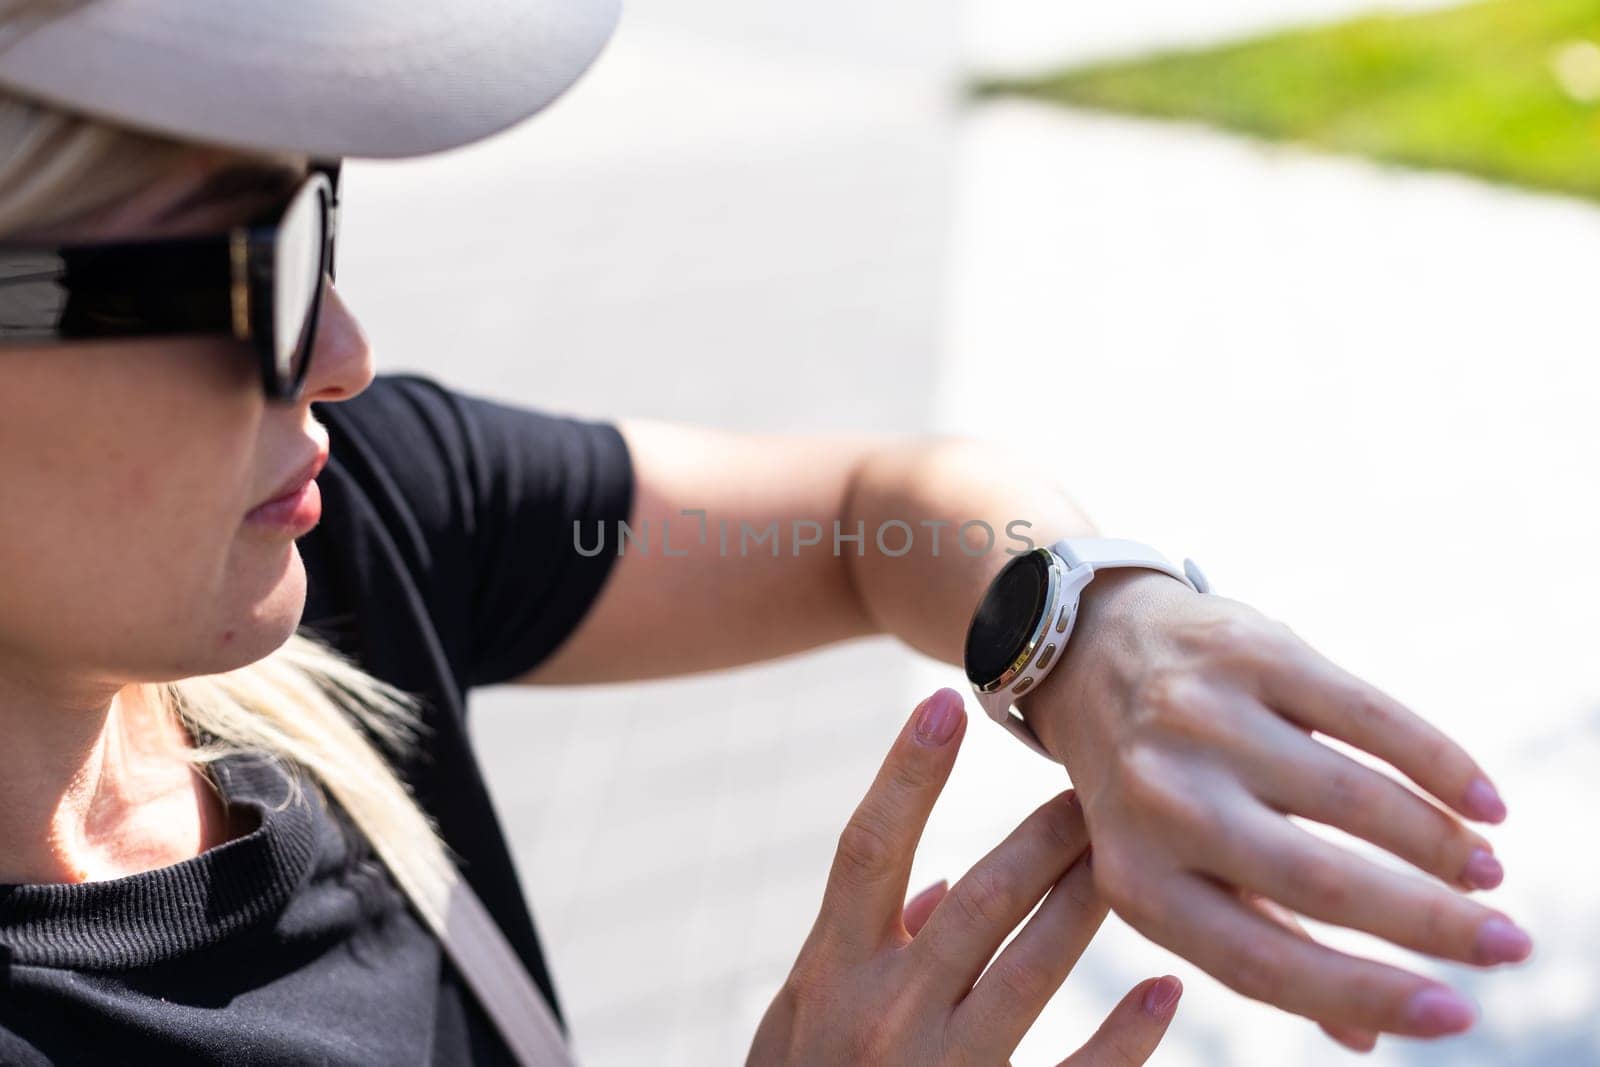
top-left (964, 549), bottom-right (1053, 689)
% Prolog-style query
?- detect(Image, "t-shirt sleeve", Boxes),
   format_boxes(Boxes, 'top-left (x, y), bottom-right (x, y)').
top-left (320, 373), bottom-right (634, 689)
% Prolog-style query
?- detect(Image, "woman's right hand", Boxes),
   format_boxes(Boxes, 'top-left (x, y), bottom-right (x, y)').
top-left (747, 688), bottom-right (1182, 1066)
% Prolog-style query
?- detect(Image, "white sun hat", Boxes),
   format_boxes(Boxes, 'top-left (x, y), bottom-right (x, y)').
top-left (0, 0), bottom-right (622, 159)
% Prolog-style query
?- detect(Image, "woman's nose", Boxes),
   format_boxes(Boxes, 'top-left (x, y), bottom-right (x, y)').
top-left (300, 280), bottom-right (375, 403)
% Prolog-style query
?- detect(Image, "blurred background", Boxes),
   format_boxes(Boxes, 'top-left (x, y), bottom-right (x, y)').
top-left (334, 1), bottom-right (1600, 1063)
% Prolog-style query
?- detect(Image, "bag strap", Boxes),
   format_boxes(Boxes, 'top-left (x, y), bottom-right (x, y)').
top-left (387, 849), bottom-right (579, 1066)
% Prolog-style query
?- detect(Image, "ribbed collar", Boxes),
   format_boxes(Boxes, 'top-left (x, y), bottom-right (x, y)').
top-left (0, 752), bottom-right (321, 970)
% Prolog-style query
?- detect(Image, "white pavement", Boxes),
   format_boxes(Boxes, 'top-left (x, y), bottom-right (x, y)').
top-left (335, 3), bottom-right (1600, 1064)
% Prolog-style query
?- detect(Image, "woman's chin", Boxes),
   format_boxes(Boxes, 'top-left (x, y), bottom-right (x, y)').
top-left (205, 550), bottom-right (310, 670)
top-left (215, 613), bottom-right (303, 670)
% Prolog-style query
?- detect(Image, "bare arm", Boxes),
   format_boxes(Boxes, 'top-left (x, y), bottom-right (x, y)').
top-left (514, 421), bottom-right (1089, 683)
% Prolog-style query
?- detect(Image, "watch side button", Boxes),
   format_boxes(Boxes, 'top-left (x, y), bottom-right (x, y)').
top-left (1012, 676), bottom-right (1035, 696)
top-left (1035, 643), bottom-right (1057, 671)
top-left (1055, 606), bottom-right (1070, 633)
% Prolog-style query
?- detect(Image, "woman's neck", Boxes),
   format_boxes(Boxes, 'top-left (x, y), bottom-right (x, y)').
top-left (0, 677), bottom-right (241, 885)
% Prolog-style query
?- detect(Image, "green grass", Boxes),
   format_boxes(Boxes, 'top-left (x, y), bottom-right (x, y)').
top-left (975, 0), bottom-right (1600, 201)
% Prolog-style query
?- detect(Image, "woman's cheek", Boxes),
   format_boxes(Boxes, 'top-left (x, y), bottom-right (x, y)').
top-left (1, 395), bottom-right (256, 654)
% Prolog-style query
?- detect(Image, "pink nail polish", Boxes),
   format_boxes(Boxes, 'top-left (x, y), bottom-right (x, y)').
top-left (1402, 987), bottom-right (1476, 1035)
top-left (1142, 976), bottom-right (1182, 1018)
top-left (914, 689), bottom-right (962, 746)
top-left (1462, 778), bottom-right (1507, 823)
top-left (1474, 917), bottom-right (1533, 965)
top-left (1461, 848), bottom-right (1504, 891)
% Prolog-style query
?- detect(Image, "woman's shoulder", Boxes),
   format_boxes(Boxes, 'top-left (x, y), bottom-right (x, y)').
top-left (301, 370), bottom-right (633, 689)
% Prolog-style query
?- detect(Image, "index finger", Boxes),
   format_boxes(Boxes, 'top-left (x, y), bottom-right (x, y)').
top-left (815, 687), bottom-right (968, 960)
top-left (1257, 638), bottom-right (1506, 825)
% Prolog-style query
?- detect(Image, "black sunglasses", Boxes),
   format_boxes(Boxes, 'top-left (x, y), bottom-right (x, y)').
top-left (0, 159), bottom-right (342, 404)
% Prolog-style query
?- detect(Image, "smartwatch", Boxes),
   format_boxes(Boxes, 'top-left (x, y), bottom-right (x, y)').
top-left (962, 537), bottom-right (1211, 759)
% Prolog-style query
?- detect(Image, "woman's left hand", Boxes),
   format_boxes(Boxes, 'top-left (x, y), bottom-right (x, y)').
top-left (748, 689), bottom-right (1182, 1066)
top-left (1025, 571), bottom-right (1533, 1050)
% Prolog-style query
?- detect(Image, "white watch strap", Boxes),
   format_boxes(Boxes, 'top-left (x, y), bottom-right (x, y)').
top-left (1050, 537), bottom-right (1210, 594)
top-left (998, 705), bottom-right (1055, 759)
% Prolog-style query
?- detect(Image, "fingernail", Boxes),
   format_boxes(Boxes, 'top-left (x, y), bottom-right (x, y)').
top-left (1462, 778), bottom-right (1507, 823)
top-left (1142, 975), bottom-right (1182, 1019)
top-left (1461, 848), bottom-right (1503, 891)
top-left (1401, 987), bottom-right (1476, 1035)
top-left (914, 688), bottom-right (963, 746)
top-left (1473, 916), bottom-right (1533, 965)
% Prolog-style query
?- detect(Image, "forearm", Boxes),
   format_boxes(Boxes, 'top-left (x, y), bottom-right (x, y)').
top-left (528, 428), bottom-right (1098, 687)
top-left (840, 437), bottom-right (1096, 665)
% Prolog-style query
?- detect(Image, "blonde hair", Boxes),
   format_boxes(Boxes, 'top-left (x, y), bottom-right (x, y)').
top-left (0, 7), bottom-right (459, 910)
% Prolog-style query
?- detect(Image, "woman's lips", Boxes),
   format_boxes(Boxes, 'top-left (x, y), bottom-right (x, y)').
top-left (244, 478), bottom-right (322, 533)
top-left (245, 450), bottom-right (328, 533)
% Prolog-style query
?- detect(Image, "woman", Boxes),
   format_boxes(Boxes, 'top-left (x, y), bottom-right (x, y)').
top-left (0, 108), bottom-right (1177, 1067)
top-left (0, 0), bottom-right (1530, 1062)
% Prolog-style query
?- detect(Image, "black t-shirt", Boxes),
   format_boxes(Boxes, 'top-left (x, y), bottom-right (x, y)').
top-left (0, 374), bottom-right (635, 1064)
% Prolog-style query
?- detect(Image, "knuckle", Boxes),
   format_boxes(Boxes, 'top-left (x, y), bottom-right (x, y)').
top-left (1187, 612), bottom-right (1302, 673)
top-left (1132, 668), bottom-right (1205, 724)
top-left (782, 953), bottom-right (827, 1006)
top-left (1283, 856), bottom-right (1349, 914)
top-left (1322, 764), bottom-right (1374, 819)
top-left (1347, 689), bottom-right (1394, 731)
top-left (883, 750), bottom-right (937, 794)
top-left (1128, 671), bottom-right (1229, 748)
top-left (834, 814), bottom-right (898, 884)
top-left (1117, 739), bottom-right (1167, 788)
top-left (1416, 731), bottom-right (1457, 772)
top-left (952, 867), bottom-right (1018, 930)
top-left (987, 955), bottom-right (1053, 1005)
top-left (1188, 613), bottom-right (1259, 657)
top-left (1265, 616), bottom-right (1301, 645)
